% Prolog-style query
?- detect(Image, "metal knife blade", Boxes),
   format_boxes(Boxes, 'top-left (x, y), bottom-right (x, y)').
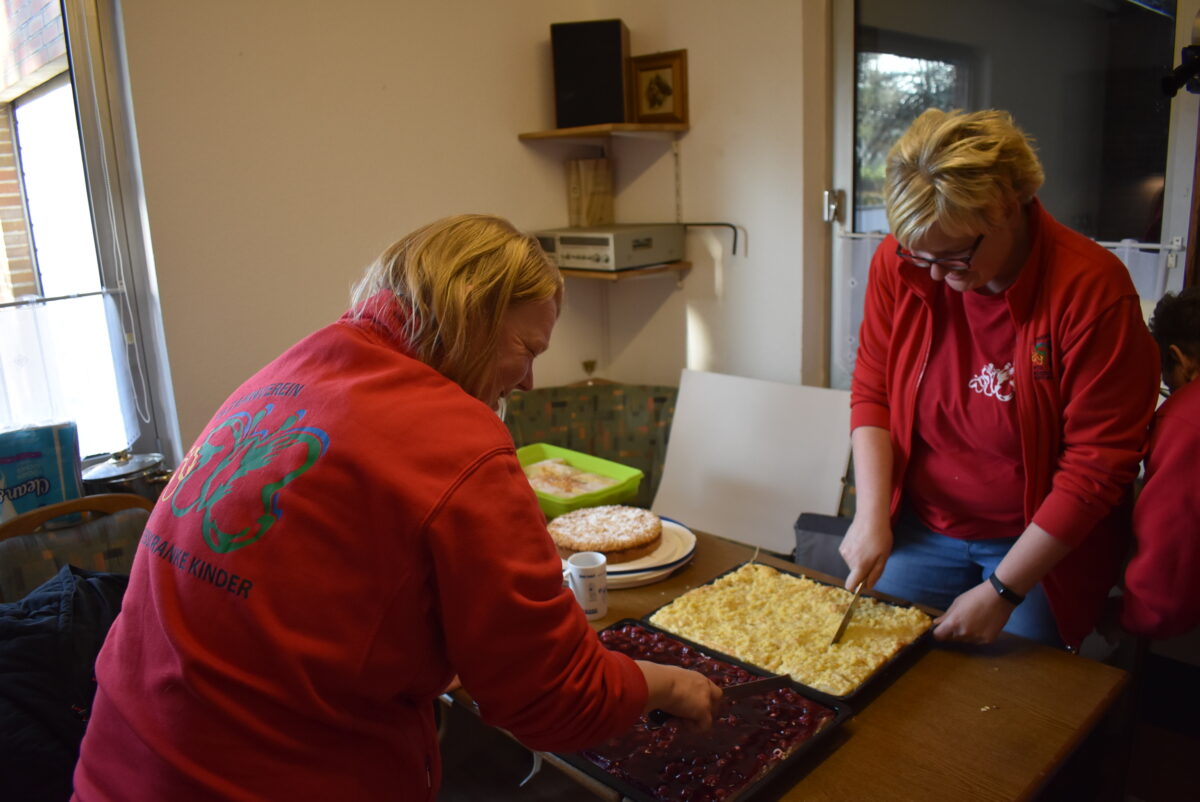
top-left (721, 673), bottom-right (793, 700)
top-left (645, 674), bottom-right (793, 728)
top-left (830, 580), bottom-right (865, 645)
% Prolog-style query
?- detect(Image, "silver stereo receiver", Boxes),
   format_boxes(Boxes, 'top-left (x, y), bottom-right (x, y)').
top-left (533, 224), bottom-right (684, 271)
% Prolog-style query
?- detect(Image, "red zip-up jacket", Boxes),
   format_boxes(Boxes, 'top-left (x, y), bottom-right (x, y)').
top-left (74, 293), bottom-right (646, 801)
top-left (850, 200), bottom-right (1159, 648)
top-left (1121, 378), bottom-right (1200, 639)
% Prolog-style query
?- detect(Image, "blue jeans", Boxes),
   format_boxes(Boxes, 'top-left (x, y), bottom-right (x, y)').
top-left (873, 510), bottom-right (1063, 648)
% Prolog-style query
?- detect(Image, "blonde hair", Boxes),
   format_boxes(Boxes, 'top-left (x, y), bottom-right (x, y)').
top-left (351, 214), bottom-right (563, 400)
top-left (884, 109), bottom-right (1045, 247)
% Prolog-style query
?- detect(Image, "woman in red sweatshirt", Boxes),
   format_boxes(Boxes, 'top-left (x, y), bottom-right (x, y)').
top-left (73, 214), bottom-right (720, 801)
top-left (841, 109), bottom-right (1159, 650)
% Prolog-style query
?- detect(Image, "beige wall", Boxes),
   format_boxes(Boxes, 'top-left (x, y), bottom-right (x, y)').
top-left (118, 0), bottom-right (826, 444)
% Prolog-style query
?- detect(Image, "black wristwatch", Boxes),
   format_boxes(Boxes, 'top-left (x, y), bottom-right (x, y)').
top-left (988, 572), bottom-right (1025, 606)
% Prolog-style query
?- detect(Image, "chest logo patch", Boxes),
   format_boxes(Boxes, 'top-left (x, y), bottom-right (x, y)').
top-left (1032, 335), bottom-right (1053, 380)
top-left (968, 361), bottom-right (1015, 402)
top-left (162, 404), bottom-right (329, 553)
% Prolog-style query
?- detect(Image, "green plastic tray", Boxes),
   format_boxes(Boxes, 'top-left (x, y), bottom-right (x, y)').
top-left (517, 443), bottom-right (644, 519)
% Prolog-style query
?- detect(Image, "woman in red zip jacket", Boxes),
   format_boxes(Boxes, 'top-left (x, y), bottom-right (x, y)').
top-left (840, 109), bottom-right (1159, 650)
top-left (73, 214), bottom-right (720, 802)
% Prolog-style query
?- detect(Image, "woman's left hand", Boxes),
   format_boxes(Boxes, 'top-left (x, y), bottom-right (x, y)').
top-left (932, 581), bottom-right (1015, 644)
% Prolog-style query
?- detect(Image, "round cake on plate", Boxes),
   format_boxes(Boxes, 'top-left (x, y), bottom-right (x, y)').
top-left (549, 505), bottom-right (663, 564)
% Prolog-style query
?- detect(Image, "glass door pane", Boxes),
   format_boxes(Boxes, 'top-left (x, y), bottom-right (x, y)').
top-left (829, 0), bottom-right (1193, 389)
top-left (854, 0), bottom-right (1176, 242)
top-left (855, 31), bottom-right (973, 232)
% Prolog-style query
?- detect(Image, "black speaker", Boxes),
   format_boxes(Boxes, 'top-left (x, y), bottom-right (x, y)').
top-left (550, 19), bottom-right (629, 129)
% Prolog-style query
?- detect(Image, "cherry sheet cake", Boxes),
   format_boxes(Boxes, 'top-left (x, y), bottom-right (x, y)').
top-left (572, 621), bottom-right (843, 802)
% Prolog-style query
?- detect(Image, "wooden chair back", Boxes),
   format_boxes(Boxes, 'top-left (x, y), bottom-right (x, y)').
top-left (0, 493), bottom-right (154, 540)
top-left (0, 493), bottom-right (154, 603)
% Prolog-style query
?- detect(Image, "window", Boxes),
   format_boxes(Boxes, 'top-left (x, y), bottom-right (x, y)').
top-left (0, 1), bottom-right (175, 461)
top-left (13, 75), bottom-right (100, 299)
top-left (854, 28), bottom-right (974, 232)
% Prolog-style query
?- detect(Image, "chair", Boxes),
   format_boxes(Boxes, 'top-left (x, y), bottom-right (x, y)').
top-left (651, 369), bottom-right (852, 555)
top-left (0, 493), bottom-right (151, 800)
top-left (0, 493), bottom-right (154, 603)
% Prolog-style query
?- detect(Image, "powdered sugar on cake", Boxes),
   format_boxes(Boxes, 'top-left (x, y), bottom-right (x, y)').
top-left (549, 505), bottom-right (663, 564)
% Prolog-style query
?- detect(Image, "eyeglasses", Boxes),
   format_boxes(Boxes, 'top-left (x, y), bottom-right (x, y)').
top-left (895, 234), bottom-right (984, 272)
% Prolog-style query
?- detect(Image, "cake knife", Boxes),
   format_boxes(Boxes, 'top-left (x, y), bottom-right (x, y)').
top-left (829, 580), bottom-right (865, 646)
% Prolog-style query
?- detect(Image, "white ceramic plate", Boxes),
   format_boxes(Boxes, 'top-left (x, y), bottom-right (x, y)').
top-left (606, 562), bottom-right (685, 589)
top-left (560, 518), bottom-right (697, 589)
top-left (606, 518), bottom-right (697, 574)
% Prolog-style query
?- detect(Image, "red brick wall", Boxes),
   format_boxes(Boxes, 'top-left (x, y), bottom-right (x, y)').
top-left (0, 107), bottom-right (36, 303)
top-left (3, 0), bottom-right (68, 97)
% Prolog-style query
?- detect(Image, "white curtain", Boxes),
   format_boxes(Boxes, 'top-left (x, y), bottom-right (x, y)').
top-left (0, 293), bottom-right (139, 458)
top-left (832, 234), bottom-right (1176, 390)
top-left (831, 232), bottom-right (886, 390)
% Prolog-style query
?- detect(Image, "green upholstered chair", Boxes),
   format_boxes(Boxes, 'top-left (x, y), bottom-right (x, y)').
top-left (504, 381), bottom-right (678, 509)
top-left (0, 493), bottom-right (153, 603)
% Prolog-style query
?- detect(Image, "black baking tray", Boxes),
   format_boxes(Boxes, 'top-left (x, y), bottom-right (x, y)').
top-left (553, 618), bottom-right (851, 802)
top-left (642, 560), bottom-right (935, 705)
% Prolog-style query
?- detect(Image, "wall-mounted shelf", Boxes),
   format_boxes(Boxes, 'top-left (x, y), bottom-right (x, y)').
top-left (559, 261), bottom-right (691, 282)
top-left (518, 122), bottom-right (689, 141)
top-left (520, 123), bottom-right (691, 288)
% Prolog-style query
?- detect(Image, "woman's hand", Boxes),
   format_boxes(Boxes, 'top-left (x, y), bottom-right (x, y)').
top-left (839, 515), bottom-right (893, 592)
top-left (933, 524), bottom-right (1068, 645)
top-left (932, 582), bottom-right (1014, 644)
top-left (841, 425), bottom-right (895, 592)
top-left (636, 660), bottom-right (723, 730)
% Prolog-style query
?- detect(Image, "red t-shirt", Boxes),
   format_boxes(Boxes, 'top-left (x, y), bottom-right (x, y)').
top-left (904, 284), bottom-right (1026, 539)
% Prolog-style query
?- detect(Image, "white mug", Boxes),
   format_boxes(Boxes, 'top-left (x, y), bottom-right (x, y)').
top-left (563, 551), bottom-right (608, 620)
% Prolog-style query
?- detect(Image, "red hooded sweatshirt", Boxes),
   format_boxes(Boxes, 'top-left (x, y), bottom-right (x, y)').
top-left (74, 293), bottom-right (646, 801)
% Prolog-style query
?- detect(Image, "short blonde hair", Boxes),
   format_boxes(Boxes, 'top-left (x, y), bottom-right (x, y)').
top-left (884, 109), bottom-right (1044, 247)
top-left (352, 214), bottom-right (563, 401)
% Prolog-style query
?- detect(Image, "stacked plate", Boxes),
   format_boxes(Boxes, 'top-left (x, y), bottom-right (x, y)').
top-left (592, 517), bottom-right (698, 589)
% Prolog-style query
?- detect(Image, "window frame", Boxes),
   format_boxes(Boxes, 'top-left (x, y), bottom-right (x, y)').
top-left (60, 0), bottom-right (181, 463)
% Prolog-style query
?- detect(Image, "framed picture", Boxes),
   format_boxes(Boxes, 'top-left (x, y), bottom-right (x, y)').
top-left (629, 49), bottom-right (688, 125)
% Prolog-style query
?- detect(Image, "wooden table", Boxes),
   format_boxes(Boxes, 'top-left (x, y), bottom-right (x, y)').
top-left (566, 530), bottom-right (1128, 802)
